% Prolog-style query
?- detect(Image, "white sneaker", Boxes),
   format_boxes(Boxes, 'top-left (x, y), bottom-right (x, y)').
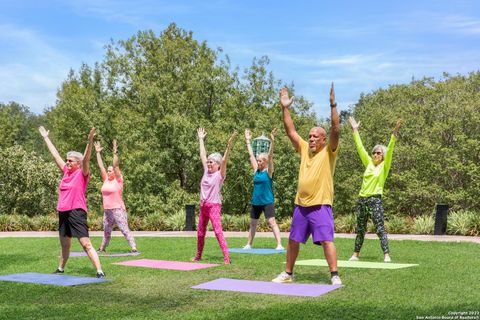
top-left (243, 244), bottom-right (252, 250)
top-left (331, 275), bottom-right (342, 285)
top-left (272, 271), bottom-right (294, 283)
top-left (275, 245), bottom-right (285, 250)
top-left (384, 255), bottom-right (391, 263)
top-left (349, 255), bottom-right (359, 261)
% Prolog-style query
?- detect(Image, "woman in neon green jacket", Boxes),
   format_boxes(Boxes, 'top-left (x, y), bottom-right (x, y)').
top-left (348, 117), bottom-right (401, 262)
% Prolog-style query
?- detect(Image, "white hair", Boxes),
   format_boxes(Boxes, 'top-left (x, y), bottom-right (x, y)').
top-left (207, 153), bottom-right (222, 166)
top-left (257, 153), bottom-right (268, 161)
top-left (66, 151), bottom-right (84, 161)
top-left (372, 145), bottom-right (387, 157)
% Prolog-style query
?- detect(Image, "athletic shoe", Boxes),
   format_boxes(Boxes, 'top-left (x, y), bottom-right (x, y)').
top-left (272, 271), bottom-right (294, 283)
top-left (275, 245), bottom-right (285, 250)
top-left (131, 248), bottom-right (138, 253)
top-left (384, 255), bottom-right (391, 263)
top-left (96, 272), bottom-right (106, 278)
top-left (331, 275), bottom-right (342, 285)
top-left (97, 249), bottom-right (106, 253)
top-left (243, 244), bottom-right (252, 250)
top-left (52, 268), bottom-right (64, 274)
top-left (348, 255), bottom-right (359, 261)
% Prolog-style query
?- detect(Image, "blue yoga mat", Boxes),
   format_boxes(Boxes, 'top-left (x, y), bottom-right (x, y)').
top-left (0, 272), bottom-right (111, 286)
top-left (229, 248), bottom-right (286, 254)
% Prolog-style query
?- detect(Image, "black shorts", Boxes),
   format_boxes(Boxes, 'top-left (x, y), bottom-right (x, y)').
top-left (58, 209), bottom-right (89, 238)
top-left (250, 203), bottom-right (275, 220)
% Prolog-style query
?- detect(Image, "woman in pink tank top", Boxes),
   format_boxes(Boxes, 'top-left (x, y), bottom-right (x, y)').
top-left (95, 140), bottom-right (137, 253)
top-left (192, 128), bottom-right (236, 264)
top-left (38, 126), bottom-right (105, 278)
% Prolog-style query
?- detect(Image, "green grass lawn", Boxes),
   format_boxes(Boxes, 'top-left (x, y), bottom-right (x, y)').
top-left (0, 236), bottom-right (479, 319)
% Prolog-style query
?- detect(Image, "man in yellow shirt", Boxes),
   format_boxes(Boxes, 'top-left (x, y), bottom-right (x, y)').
top-left (272, 84), bottom-right (341, 285)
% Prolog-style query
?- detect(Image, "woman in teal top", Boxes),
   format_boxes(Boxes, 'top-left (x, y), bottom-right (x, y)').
top-left (348, 117), bottom-right (401, 262)
top-left (243, 128), bottom-right (283, 250)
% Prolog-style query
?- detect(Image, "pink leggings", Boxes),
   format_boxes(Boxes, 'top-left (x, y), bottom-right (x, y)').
top-left (101, 208), bottom-right (136, 249)
top-left (195, 202), bottom-right (230, 264)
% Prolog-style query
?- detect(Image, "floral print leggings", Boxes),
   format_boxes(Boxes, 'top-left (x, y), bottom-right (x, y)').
top-left (354, 196), bottom-right (389, 254)
top-left (194, 202), bottom-right (230, 264)
top-left (101, 208), bottom-right (136, 249)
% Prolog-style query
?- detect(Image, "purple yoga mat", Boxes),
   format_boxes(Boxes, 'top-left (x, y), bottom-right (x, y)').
top-left (112, 259), bottom-right (220, 270)
top-left (192, 278), bottom-right (342, 297)
top-left (70, 251), bottom-right (140, 257)
top-left (0, 272), bottom-right (110, 286)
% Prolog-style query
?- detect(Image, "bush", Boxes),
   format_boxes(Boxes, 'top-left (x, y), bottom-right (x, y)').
top-left (279, 216), bottom-right (292, 232)
top-left (165, 211), bottom-right (185, 231)
top-left (32, 214), bottom-right (58, 231)
top-left (385, 216), bottom-right (413, 234)
top-left (335, 214), bottom-right (357, 233)
top-left (231, 215), bottom-right (251, 232)
top-left (145, 213), bottom-right (167, 231)
top-left (447, 210), bottom-right (476, 235)
top-left (413, 215), bottom-right (435, 235)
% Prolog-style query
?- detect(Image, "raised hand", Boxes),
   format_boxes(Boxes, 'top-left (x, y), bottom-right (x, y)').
top-left (279, 88), bottom-right (294, 109)
top-left (227, 130), bottom-right (237, 149)
top-left (270, 128), bottom-right (277, 142)
top-left (245, 129), bottom-right (252, 141)
top-left (38, 126), bottom-right (49, 138)
top-left (393, 119), bottom-right (402, 135)
top-left (113, 139), bottom-right (118, 154)
top-left (348, 117), bottom-right (360, 130)
top-left (330, 82), bottom-right (336, 107)
top-left (88, 127), bottom-right (96, 142)
top-left (94, 141), bottom-right (103, 153)
top-left (198, 127), bottom-right (206, 140)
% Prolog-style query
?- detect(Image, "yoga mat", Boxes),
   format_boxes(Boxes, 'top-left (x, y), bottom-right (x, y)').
top-left (192, 278), bottom-right (341, 297)
top-left (70, 251), bottom-right (140, 257)
top-left (229, 248), bottom-right (286, 254)
top-left (0, 272), bottom-right (110, 286)
top-left (112, 259), bottom-right (219, 270)
top-left (295, 259), bottom-right (418, 269)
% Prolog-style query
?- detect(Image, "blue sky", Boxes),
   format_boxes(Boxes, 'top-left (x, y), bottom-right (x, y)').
top-left (1, 1), bottom-right (480, 117)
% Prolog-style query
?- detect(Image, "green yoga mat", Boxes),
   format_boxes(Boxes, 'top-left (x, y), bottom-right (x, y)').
top-left (295, 259), bottom-right (418, 269)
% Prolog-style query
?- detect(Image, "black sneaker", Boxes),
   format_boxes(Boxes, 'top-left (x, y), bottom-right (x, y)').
top-left (53, 268), bottom-right (64, 274)
top-left (96, 271), bottom-right (106, 278)
top-left (97, 249), bottom-right (106, 253)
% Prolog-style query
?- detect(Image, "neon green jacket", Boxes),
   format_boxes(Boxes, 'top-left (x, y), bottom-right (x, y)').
top-left (353, 132), bottom-right (396, 197)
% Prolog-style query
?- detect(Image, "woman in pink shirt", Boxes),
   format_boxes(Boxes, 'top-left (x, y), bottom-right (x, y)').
top-left (192, 128), bottom-right (236, 264)
top-left (95, 140), bottom-right (137, 253)
top-left (38, 126), bottom-right (105, 278)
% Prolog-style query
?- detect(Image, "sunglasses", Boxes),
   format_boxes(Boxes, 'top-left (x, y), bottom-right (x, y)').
top-left (65, 159), bottom-right (79, 163)
top-left (372, 151), bottom-right (383, 155)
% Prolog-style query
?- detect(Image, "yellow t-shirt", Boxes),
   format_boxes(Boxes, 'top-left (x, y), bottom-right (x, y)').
top-left (295, 138), bottom-right (338, 206)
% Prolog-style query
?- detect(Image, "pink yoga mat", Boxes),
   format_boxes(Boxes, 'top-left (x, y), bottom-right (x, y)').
top-left (112, 259), bottom-right (219, 270)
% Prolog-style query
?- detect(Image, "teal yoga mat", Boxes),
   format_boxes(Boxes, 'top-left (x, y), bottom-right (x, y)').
top-left (295, 259), bottom-right (418, 269)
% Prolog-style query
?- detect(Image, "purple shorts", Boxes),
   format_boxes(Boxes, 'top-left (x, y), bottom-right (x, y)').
top-left (289, 205), bottom-right (334, 245)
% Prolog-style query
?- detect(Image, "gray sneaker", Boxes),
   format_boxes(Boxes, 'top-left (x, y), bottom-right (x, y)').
top-left (272, 271), bottom-right (294, 283)
top-left (331, 275), bottom-right (342, 285)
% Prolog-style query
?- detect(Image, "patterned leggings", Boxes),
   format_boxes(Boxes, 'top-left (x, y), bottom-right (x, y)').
top-left (354, 196), bottom-right (389, 254)
top-left (194, 202), bottom-right (230, 264)
top-left (101, 208), bottom-right (136, 249)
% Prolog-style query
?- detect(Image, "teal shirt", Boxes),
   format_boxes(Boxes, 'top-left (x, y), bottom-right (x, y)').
top-left (251, 170), bottom-right (274, 205)
top-left (353, 132), bottom-right (396, 197)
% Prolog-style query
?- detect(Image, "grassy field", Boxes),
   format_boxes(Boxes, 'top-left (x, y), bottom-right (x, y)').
top-left (0, 236), bottom-right (479, 319)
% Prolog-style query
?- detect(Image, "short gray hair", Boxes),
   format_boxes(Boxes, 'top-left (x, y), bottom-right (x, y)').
top-left (66, 151), bottom-right (84, 161)
top-left (372, 145), bottom-right (387, 157)
top-left (257, 153), bottom-right (268, 161)
top-left (207, 153), bottom-right (222, 166)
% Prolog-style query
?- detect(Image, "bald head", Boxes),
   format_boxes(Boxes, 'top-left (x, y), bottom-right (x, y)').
top-left (308, 127), bottom-right (327, 152)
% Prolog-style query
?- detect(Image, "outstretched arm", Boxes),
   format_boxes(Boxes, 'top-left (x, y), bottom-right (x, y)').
top-left (221, 130), bottom-right (237, 178)
top-left (349, 116), bottom-right (369, 167)
top-left (82, 127), bottom-right (95, 176)
top-left (392, 118), bottom-right (402, 138)
top-left (267, 128), bottom-right (276, 178)
top-left (279, 88), bottom-right (301, 152)
top-left (94, 141), bottom-right (107, 181)
top-left (112, 139), bottom-right (122, 180)
top-left (198, 128), bottom-right (208, 171)
top-left (244, 129), bottom-right (257, 171)
top-left (329, 83), bottom-right (340, 152)
top-left (38, 126), bottom-right (65, 171)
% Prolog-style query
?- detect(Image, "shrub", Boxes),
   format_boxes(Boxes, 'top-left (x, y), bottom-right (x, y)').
top-left (145, 213), bottom-right (167, 231)
top-left (32, 214), bottom-right (58, 231)
top-left (221, 215), bottom-right (236, 231)
top-left (335, 214), bottom-right (357, 233)
top-left (165, 211), bottom-right (185, 231)
top-left (232, 215), bottom-right (250, 232)
top-left (447, 210), bottom-right (476, 235)
top-left (413, 215), bottom-right (435, 235)
top-left (279, 216), bottom-right (292, 232)
top-left (385, 216), bottom-right (413, 234)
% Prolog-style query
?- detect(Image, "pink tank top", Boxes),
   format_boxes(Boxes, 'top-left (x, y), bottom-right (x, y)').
top-left (57, 165), bottom-right (89, 212)
top-left (200, 169), bottom-right (225, 204)
top-left (101, 177), bottom-right (126, 210)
